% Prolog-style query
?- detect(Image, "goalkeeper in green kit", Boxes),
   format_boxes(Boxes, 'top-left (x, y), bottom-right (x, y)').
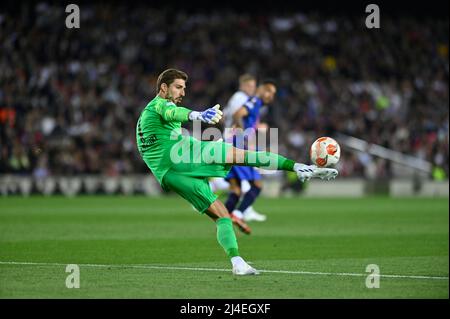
top-left (136, 68), bottom-right (338, 275)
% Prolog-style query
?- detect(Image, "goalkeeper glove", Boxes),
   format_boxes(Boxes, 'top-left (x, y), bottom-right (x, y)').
top-left (189, 104), bottom-right (223, 124)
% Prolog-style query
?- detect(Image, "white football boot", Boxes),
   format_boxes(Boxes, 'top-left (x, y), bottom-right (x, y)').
top-left (243, 206), bottom-right (267, 222)
top-left (231, 257), bottom-right (260, 275)
top-left (294, 163), bottom-right (338, 182)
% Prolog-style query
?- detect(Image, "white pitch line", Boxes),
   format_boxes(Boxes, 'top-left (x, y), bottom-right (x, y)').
top-left (0, 261), bottom-right (448, 281)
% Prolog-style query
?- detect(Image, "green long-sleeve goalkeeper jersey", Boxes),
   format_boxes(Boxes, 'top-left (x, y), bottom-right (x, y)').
top-left (136, 95), bottom-right (192, 185)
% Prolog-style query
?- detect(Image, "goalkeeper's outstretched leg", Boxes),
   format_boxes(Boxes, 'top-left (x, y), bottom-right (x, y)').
top-left (222, 146), bottom-right (339, 182)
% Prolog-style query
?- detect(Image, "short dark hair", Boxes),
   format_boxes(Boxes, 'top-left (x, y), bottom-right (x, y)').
top-left (156, 68), bottom-right (188, 93)
top-left (261, 79), bottom-right (277, 87)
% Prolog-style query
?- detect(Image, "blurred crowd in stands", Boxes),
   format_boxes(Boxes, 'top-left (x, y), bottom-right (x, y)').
top-left (0, 3), bottom-right (448, 180)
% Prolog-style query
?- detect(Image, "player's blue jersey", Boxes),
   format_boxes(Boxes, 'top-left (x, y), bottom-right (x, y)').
top-left (226, 96), bottom-right (264, 182)
top-left (242, 96), bottom-right (263, 130)
top-left (229, 95), bottom-right (263, 150)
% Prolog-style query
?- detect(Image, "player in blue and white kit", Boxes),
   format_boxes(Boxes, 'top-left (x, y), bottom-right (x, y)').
top-left (210, 74), bottom-right (266, 225)
top-left (223, 80), bottom-right (277, 230)
top-left (210, 75), bottom-right (255, 194)
top-left (223, 74), bottom-right (257, 129)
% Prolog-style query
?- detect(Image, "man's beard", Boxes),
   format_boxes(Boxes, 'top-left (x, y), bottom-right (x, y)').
top-left (167, 93), bottom-right (182, 105)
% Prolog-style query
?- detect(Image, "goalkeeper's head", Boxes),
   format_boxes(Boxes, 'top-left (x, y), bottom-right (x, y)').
top-left (156, 68), bottom-right (188, 105)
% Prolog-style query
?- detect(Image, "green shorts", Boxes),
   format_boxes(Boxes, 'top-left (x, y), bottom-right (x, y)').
top-left (161, 139), bottom-right (233, 213)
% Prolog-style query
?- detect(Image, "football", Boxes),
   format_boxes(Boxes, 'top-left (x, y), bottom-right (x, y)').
top-left (310, 137), bottom-right (341, 167)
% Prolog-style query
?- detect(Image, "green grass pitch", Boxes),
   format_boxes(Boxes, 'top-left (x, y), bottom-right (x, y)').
top-left (0, 196), bottom-right (448, 298)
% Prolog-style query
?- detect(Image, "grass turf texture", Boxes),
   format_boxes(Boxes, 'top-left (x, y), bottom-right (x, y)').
top-left (0, 196), bottom-right (448, 298)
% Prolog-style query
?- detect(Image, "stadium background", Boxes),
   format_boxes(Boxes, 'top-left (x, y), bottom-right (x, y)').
top-left (0, 0), bottom-right (448, 299)
top-left (0, 1), bottom-right (448, 195)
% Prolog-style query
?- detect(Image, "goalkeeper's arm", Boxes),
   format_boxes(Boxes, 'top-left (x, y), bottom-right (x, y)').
top-left (154, 101), bottom-right (192, 122)
top-left (155, 100), bottom-right (222, 124)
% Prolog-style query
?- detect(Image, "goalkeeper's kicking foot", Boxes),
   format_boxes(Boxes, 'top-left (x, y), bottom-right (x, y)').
top-left (294, 163), bottom-right (338, 182)
top-left (231, 256), bottom-right (260, 275)
top-left (230, 214), bottom-right (252, 235)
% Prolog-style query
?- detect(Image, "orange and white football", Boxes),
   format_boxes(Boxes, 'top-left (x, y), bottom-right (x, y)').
top-left (310, 137), bottom-right (341, 167)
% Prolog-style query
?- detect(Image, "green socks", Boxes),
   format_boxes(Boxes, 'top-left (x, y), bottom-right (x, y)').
top-left (215, 142), bottom-right (295, 171)
top-left (243, 150), bottom-right (295, 171)
top-left (216, 217), bottom-right (239, 258)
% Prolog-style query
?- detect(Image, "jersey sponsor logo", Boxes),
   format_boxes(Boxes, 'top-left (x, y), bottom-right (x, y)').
top-left (140, 134), bottom-right (157, 147)
top-left (148, 134), bottom-right (157, 144)
top-left (138, 117), bottom-right (157, 150)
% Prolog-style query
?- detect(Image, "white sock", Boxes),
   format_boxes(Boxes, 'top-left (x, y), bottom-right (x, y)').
top-left (231, 256), bottom-right (246, 267)
top-left (232, 209), bottom-right (244, 219)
